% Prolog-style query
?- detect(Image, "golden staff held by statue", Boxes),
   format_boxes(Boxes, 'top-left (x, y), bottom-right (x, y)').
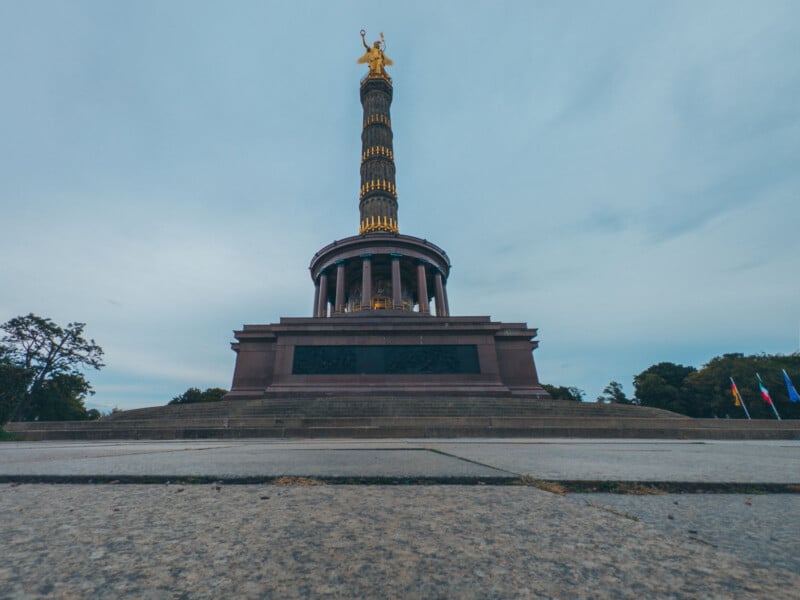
top-left (358, 29), bottom-right (393, 78)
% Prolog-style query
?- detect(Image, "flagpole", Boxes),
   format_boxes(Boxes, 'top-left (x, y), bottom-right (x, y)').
top-left (769, 398), bottom-right (781, 420)
top-left (730, 377), bottom-right (751, 420)
top-left (756, 373), bottom-right (782, 420)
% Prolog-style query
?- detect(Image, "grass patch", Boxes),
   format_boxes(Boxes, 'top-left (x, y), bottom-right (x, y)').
top-left (517, 480), bottom-right (800, 494)
top-left (0, 427), bottom-right (17, 441)
top-left (0, 475), bottom-right (797, 492)
top-left (588, 482), bottom-right (668, 495)
top-left (518, 476), bottom-right (568, 495)
top-left (272, 476), bottom-right (325, 486)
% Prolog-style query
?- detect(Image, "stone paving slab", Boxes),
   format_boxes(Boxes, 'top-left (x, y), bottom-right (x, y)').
top-left (426, 439), bottom-right (800, 483)
top-left (2, 439), bottom-right (799, 482)
top-left (0, 442), bottom-right (511, 479)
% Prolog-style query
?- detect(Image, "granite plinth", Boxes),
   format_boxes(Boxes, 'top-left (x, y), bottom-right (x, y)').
top-left (228, 315), bottom-right (547, 399)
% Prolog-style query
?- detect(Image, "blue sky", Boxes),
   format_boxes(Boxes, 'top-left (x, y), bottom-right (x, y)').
top-left (1, 1), bottom-right (798, 409)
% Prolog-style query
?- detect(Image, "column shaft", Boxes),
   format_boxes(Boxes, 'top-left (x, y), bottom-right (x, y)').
top-left (335, 262), bottom-right (345, 313)
top-left (361, 257), bottom-right (372, 310)
top-left (391, 256), bottom-right (402, 308)
top-left (434, 272), bottom-right (446, 317)
top-left (317, 273), bottom-right (328, 317)
top-left (417, 263), bottom-right (429, 314)
top-left (313, 281), bottom-right (320, 317)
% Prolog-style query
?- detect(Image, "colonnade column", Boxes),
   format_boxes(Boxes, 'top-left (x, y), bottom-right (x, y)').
top-left (361, 254), bottom-right (372, 310)
top-left (416, 263), bottom-right (429, 314)
top-left (316, 272), bottom-right (328, 317)
top-left (390, 254), bottom-right (402, 308)
top-left (334, 261), bottom-right (345, 314)
top-left (313, 281), bottom-right (320, 317)
top-left (434, 272), bottom-right (447, 317)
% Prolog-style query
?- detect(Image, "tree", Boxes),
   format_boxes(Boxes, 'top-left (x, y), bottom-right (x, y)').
top-left (633, 362), bottom-right (697, 415)
top-left (27, 373), bottom-right (93, 421)
top-left (633, 354), bottom-right (800, 419)
top-left (685, 353), bottom-right (800, 420)
top-left (596, 381), bottom-right (632, 404)
top-left (169, 387), bottom-right (228, 405)
top-left (541, 384), bottom-right (585, 402)
top-left (0, 314), bottom-right (104, 421)
top-left (0, 349), bottom-right (32, 425)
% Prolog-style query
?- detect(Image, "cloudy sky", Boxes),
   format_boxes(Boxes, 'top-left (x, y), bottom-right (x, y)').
top-left (2, 1), bottom-right (798, 409)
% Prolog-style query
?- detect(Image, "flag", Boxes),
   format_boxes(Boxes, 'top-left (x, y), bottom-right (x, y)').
top-left (756, 374), bottom-right (773, 406)
top-left (730, 377), bottom-right (752, 419)
top-left (730, 380), bottom-right (742, 406)
top-left (783, 369), bottom-right (800, 403)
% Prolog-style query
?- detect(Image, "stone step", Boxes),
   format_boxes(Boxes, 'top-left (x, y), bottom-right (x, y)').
top-left (103, 397), bottom-right (684, 421)
top-left (8, 415), bottom-right (799, 441)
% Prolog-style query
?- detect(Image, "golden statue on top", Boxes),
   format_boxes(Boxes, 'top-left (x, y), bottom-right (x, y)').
top-left (358, 30), bottom-right (393, 78)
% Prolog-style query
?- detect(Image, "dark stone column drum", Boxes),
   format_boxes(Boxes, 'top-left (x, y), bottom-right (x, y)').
top-left (359, 77), bottom-right (399, 234)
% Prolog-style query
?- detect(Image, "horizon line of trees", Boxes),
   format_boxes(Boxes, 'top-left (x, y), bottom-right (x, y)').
top-left (1, 314), bottom-right (229, 426)
top-left (545, 352), bottom-right (800, 419)
top-left (4, 313), bottom-right (799, 424)
top-left (169, 387), bottom-right (228, 405)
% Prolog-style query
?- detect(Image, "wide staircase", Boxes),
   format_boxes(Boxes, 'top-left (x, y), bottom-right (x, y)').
top-left (7, 396), bottom-right (800, 440)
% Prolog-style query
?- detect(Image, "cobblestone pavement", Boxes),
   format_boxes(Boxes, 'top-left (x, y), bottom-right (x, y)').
top-left (2, 483), bottom-right (799, 599)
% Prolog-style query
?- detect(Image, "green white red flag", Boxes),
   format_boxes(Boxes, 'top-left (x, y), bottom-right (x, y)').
top-left (756, 373), bottom-right (781, 420)
top-left (756, 374), bottom-right (773, 405)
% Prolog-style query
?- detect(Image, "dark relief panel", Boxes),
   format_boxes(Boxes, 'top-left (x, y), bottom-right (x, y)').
top-left (293, 345), bottom-right (480, 375)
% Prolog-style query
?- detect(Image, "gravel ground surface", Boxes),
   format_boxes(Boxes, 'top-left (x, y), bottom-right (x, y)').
top-left (2, 483), bottom-right (798, 599)
top-left (570, 494), bottom-right (800, 574)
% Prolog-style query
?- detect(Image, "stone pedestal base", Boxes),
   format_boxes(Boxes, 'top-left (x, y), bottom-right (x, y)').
top-left (226, 315), bottom-right (548, 400)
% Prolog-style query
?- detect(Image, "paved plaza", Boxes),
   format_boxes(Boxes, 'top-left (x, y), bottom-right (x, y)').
top-left (3, 438), bottom-right (799, 482)
top-left (2, 439), bottom-right (799, 598)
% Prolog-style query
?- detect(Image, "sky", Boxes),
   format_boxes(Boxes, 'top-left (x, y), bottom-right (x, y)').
top-left (1, 1), bottom-right (799, 410)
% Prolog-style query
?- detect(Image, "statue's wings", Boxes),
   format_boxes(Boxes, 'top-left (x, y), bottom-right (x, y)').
top-left (384, 55), bottom-right (393, 66)
top-left (357, 51), bottom-right (371, 64)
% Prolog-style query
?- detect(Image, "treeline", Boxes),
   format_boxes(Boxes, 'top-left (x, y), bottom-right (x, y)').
top-left (5, 313), bottom-right (798, 423)
top-left (169, 387), bottom-right (228, 405)
top-left (1, 313), bottom-right (229, 426)
top-left (546, 352), bottom-right (800, 419)
top-left (632, 353), bottom-right (800, 419)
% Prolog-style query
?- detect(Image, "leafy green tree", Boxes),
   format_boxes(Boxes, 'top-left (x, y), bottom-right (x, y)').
top-left (633, 362), bottom-right (697, 415)
top-left (27, 373), bottom-right (93, 421)
top-left (541, 384), bottom-right (585, 402)
top-left (169, 387), bottom-right (228, 405)
top-left (1, 314), bottom-right (104, 421)
top-left (0, 349), bottom-right (32, 425)
top-left (596, 380), bottom-right (632, 404)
